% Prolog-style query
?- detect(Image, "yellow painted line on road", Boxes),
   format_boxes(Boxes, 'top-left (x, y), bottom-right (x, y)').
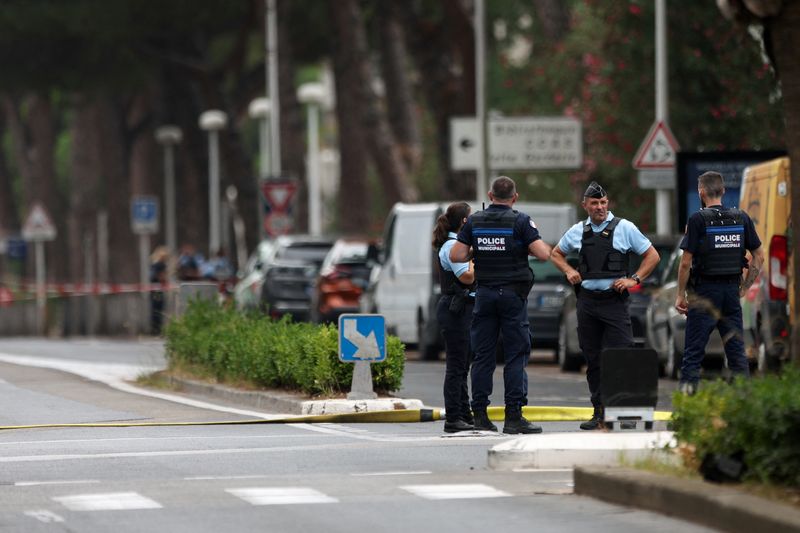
top-left (0, 406), bottom-right (672, 431)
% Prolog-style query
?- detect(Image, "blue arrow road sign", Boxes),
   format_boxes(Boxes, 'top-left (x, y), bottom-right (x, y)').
top-left (338, 314), bottom-right (386, 362)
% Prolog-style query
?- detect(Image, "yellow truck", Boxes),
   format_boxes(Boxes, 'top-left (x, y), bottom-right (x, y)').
top-left (739, 156), bottom-right (791, 371)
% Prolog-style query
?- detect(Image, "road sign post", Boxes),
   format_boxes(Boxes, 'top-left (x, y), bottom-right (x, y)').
top-left (633, 120), bottom-right (680, 235)
top-left (338, 314), bottom-right (387, 400)
top-left (131, 196), bottom-right (160, 334)
top-left (22, 203), bottom-right (57, 335)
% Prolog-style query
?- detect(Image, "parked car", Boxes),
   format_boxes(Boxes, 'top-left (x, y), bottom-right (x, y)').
top-left (258, 235), bottom-right (334, 321)
top-left (310, 237), bottom-right (377, 324)
top-left (233, 239), bottom-right (275, 311)
top-left (557, 235), bottom-right (677, 373)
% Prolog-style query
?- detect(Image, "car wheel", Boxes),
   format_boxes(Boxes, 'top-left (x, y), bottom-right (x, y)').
top-left (665, 330), bottom-right (682, 380)
top-left (558, 318), bottom-right (582, 372)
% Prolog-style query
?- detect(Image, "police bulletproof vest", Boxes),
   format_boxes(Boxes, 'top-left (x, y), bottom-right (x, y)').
top-left (578, 217), bottom-right (630, 279)
top-left (694, 207), bottom-right (745, 278)
top-left (438, 239), bottom-right (475, 295)
top-left (471, 208), bottom-right (532, 285)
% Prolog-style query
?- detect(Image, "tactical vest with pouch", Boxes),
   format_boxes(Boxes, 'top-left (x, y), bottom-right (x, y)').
top-left (693, 207), bottom-right (745, 279)
top-left (578, 217), bottom-right (630, 279)
top-left (471, 208), bottom-right (533, 288)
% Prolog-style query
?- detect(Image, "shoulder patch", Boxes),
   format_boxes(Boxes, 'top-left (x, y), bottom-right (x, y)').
top-left (529, 220), bottom-right (537, 229)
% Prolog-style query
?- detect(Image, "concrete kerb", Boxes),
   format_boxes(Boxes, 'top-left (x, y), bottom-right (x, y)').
top-left (574, 466), bottom-right (800, 533)
top-left (488, 431), bottom-right (677, 470)
top-left (166, 376), bottom-right (424, 416)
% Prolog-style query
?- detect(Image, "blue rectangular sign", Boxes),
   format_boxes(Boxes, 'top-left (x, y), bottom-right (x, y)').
top-left (338, 314), bottom-right (387, 362)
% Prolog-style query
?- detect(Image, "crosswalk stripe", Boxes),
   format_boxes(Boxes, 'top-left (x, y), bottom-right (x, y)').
top-left (226, 487), bottom-right (338, 505)
top-left (53, 492), bottom-right (162, 511)
top-left (400, 484), bottom-right (511, 500)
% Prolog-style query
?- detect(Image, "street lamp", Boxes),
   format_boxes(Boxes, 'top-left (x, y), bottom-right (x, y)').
top-left (199, 110), bottom-right (228, 255)
top-left (297, 82), bottom-right (327, 236)
top-left (249, 97), bottom-right (271, 240)
top-left (154, 125), bottom-right (183, 258)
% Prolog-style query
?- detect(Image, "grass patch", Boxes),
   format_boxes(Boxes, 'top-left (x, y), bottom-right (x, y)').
top-left (135, 370), bottom-right (183, 392)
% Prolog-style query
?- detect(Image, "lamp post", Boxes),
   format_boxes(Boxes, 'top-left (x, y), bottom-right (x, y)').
top-left (297, 82), bottom-right (327, 236)
top-left (154, 125), bottom-right (183, 258)
top-left (249, 98), bottom-right (271, 240)
top-left (199, 110), bottom-right (228, 255)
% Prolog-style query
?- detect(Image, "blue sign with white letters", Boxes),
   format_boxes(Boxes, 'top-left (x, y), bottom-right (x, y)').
top-left (131, 196), bottom-right (159, 234)
top-left (338, 314), bottom-right (387, 362)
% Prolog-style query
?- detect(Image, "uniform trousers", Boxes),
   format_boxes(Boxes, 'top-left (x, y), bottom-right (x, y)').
top-left (437, 295), bottom-right (474, 422)
top-left (470, 286), bottom-right (530, 411)
top-left (681, 281), bottom-right (749, 384)
top-left (576, 290), bottom-right (633, 409)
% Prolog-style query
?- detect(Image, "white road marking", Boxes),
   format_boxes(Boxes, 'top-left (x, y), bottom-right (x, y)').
top-left (185, 475), bottom-right (270, 481)
top-left (350, 471), bottom-right (432, 477)
top-left (226, 487), bottom-right (337, 505)
top-left (23, 510), bottom-right (65, 523)
top-left (400, 484), bottom-right (511, 500)
top-left (15, 480), bottom-right (99, 487)
top-left (53, 492), bottom-right (162, 511)
top-left (511, 468), bottom-right (573, 473)
top-left (0, 434), bottom-right (318, 447)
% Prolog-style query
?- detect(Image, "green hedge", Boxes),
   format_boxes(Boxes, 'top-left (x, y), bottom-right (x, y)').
top-left (163, 299), bottom-right (405, 395)
top-left (672, 365), bottom-right (800, 488)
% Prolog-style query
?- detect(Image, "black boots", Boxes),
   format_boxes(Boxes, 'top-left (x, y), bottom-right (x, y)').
top-left (472, 410), bottom-right (498, 432)
top-left (443, 419), bottom-right (474, 433)
top-left (503, 406), bottom-right (543, 434)
top-left (580, 406), bottom-right (605, 430)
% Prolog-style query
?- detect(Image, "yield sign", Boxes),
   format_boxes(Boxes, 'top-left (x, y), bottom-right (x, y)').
top-left (632, 121), bottom-right (680, 169)
top-left (261, 180), bottom-right (297, 212)
top-left (22, 203), bottom-right (57, 241)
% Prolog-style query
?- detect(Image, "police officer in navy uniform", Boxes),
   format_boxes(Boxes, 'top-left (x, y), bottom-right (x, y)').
top-left (432, 202), bottom-right (476, 433)
top-left (450, 176), bottom-right (552, 434)
top-left (675, 171), bottom-right (763, 395)
top-left (551, 181), bottom-right (660, 430)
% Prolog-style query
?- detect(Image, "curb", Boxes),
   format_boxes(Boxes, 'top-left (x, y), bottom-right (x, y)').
top-left (488, 431), bottom-right (675, 470)
top-left (166, 376), bottom-right (424, 415)
top-left (574, 466), bottom-right (800, 533)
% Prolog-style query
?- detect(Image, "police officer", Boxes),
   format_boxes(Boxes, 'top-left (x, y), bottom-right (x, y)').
top-left (674, 171), bottom-right (763, 395)
top-left (450, 176), bottom-right (551, 434)
top-left (550, 181), bottom-right (659, 430)
top-left (433, 202), bottom-right (476, 433)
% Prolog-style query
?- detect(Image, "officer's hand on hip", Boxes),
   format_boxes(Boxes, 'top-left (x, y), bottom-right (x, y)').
top-left (675, 295), bottom-right (689, 315)
top-left (612, 277), bottom-right (634, 293)
top-left (566, 268), bottom-right (582, 285)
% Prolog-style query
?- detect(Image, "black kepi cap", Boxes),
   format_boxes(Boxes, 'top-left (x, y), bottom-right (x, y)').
top-left (583, 181), bottom-right (607, 198)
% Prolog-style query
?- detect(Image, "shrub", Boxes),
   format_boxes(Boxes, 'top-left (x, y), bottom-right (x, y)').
top-left (163, 299), bottom-right (405, 395)
top-left (672, 365), bottom-right (800, 488)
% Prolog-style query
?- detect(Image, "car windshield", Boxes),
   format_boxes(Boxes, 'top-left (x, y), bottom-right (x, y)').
top-left (277, 243), bottom-right (332, 265)
top-left (529, 257), bottom-right (566, 283)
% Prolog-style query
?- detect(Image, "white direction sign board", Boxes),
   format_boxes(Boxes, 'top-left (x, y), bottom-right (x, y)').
top-left (489, 117), bottom-right (582, 170)
top-left (450, 117), bottom-right (482, 171)
top-left (450, 116), bottom-right (583, 171)
top-left (22, 203), bottom-right (57, 241)
top-left (633, 121), bottom-right (680, 169)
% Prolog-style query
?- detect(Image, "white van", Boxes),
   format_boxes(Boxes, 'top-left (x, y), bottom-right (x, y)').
top-left (361, 201), bottom-right (576, 351)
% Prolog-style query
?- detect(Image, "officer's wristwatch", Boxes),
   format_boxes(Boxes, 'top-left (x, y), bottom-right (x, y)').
top-left (630, 274), bottom-right (641, 285)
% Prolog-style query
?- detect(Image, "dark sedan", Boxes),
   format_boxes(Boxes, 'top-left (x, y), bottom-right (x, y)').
top-left (259, 235), bottom-right (334, 322)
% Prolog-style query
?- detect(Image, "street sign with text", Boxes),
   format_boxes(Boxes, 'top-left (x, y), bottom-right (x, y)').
top-left (131, 196), bottom-right (159, 235)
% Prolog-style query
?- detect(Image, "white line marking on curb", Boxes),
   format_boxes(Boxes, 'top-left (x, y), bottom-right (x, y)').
top-left (400, 484), bottom-right (511, 500)
top-left (53, 492), bottom-right (162, 511)
top-left (511, 468), bottom-right (573, 473)
top-left (185, 475), bottom-right (270, 481)
top-left (226, 487), bottom-right (337, 505)
top-left (350, 471), bottom-right (432, 477)
top-left (16, 480), bottom-right (100, 487)
top-left (24, 510), bottom-right (65, 523)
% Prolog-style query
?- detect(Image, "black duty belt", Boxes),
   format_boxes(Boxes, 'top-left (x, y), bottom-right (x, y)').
top-left (579, 288), bottom-right (628, 300)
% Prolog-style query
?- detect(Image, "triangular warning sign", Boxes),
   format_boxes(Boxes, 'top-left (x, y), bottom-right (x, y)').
top-left (22, 202), bottom-right (57, 241)
top-left (261, 180), bottom-right (297, 212)
top-left (633, 121), bottom-right (680, 169)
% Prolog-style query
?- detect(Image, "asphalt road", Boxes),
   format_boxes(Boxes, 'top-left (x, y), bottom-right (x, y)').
top-left (0, 338), bottom-right (703, 533)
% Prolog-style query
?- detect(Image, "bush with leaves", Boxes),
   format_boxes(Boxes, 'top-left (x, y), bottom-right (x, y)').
top-left (672, 365), bottom-right (800, 488)
top-left (163, 299), bottom-right (405, 396)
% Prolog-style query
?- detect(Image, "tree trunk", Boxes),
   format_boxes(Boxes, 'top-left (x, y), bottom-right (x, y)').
top-left (2, 93), bottom-right (68, 281)
top-left (0, 109), bottom-right (20, 235)
top-left (376, 0), bottom-right (422, 175)
top-left (329, 0), bottom-right (370, 234)
top-left (332, 0), bottom-right (418, 209)
top-left (399, 2), bottom-right (476, 200)
top-left (767, 2), bottom-right (800, 364)
top-left (278, 0), bottom-right (308, 234)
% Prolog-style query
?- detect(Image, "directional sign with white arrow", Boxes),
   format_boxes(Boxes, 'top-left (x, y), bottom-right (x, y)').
top-left (450, 117), bottom-right (482, 171)
top-left (338, 314), bottom-right (387, 362)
